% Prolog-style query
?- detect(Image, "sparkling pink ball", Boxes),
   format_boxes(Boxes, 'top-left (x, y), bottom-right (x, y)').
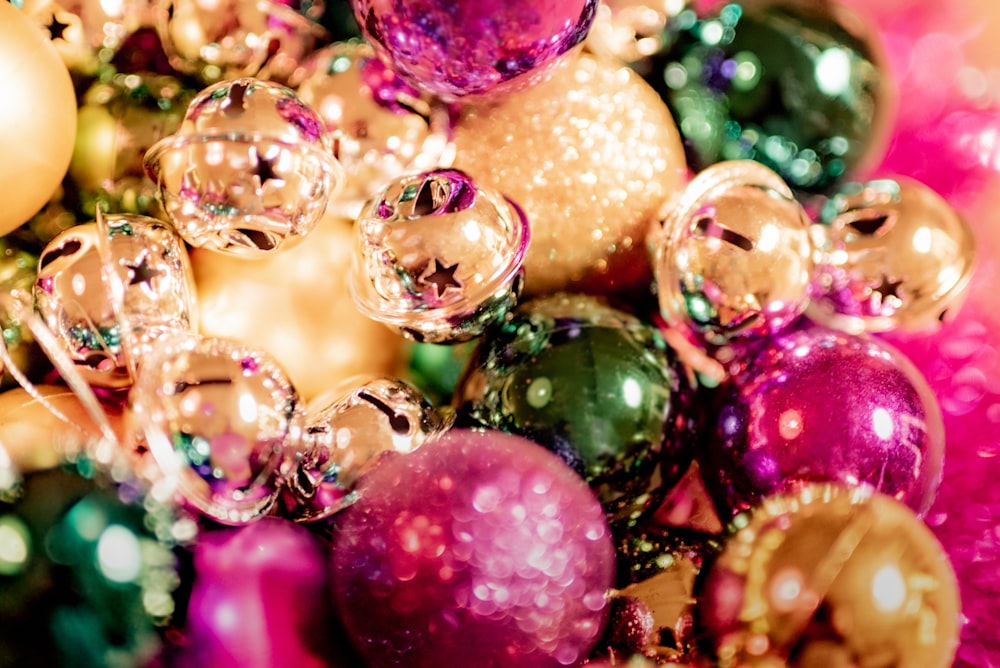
top-left (350, 0), bottom-right (599, 99)
top-left (330, 428), bottom-right (615, 667)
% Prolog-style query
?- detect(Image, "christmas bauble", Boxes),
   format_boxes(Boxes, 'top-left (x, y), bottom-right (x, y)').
top-left (331, 428), bottom-right (615, 667)
top-left (646, 0), bottom-right (891, 191)
top-left (350, 0), bottom-right (599, 99)
top-left (810, 176), bottom-right (977, 333)
top-left (350, 168), bottom-right (530, 343)
top-left (176, 517), bottom-right (354, 668)
top-left (701, 323), bottom-right (945, 519)
top-left (699, 484), bottom-right (961, 668)
top-left (0, 2), bottom-right (77, 236)
top-left (452, 53), bottom-right (688, 295)
top-left (455, 294), bottom-right (699, 522)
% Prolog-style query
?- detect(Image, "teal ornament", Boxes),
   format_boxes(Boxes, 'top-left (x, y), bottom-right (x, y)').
top-left (454, 294), bottom-right (699, 523)
top-left (645, 0), bottom-right (891, 191)
top-left (0, 462), bottom-right (193, 668)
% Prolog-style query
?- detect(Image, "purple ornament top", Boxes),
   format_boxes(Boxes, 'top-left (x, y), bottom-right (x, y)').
top-left (701, 322), bottom-right (945, 519)
top-left (351, 0), bottom-right (599, 99)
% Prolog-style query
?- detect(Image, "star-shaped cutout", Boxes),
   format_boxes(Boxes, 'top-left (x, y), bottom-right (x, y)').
top-left (252, 147), bottom-right (282, 187)
top-left (873, 275), bottom-right (903, 300)
top-left (47, 14), bottom-right (70, 41)
top-left (125, 254), bottom-right (163, 288)
top-left (418, 258), bottom-right (462, 299)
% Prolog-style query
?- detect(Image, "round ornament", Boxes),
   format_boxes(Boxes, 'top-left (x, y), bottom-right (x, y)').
top-left (455, 293), bottom-right (699, 522)
top-left (452, 53), bottom-right (688, 295)
top-left (153, 0), bottom-right (324, 82)
top-left (0, 237), bottom-right (44, 386)
top-left (192, 212), bottom-right (404, 401)
top-left (0, 463), bottom-right (192, 668)
top-left (585, 0), bottom-right (688, 63)
top-left (653, 160), bottom-right (813, 346)
top-left (701, 323), bottom-right (945, 519)
top-left (128, 333), bottom-right (306, 525)
top-left (647, 0), bottom-right (891, 191)
top-left (331, 428), bottom-right (615, 668)
top-left (70, 73), bottom-right (196, 218)
top-left (350, 168), bottom-right (530, 343)
top-left (291, 40), bottom-right (455, 218)
top-left (144, 77), bottom-right (344, 256)
top-left (809, 176), bottom-right (977, 333)
top-left (282, 376), bottom-right (452, 522)
top-left (0, 1), bottom-right (78, 236)
top-left (33, 214), bottom-right (198, 389)
top-left (699, 484), bottom-right (961, 668)
top-left (350, 0), bottom-right (599, 100)
top-left (177, 517), bottom-right (354, 668)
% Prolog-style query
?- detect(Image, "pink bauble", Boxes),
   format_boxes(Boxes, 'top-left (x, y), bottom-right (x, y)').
top-left (177, 517), bottom-right (357, 668)
top-left (330, 428), bottom-right (615, 667)
top-left (350, 0), bottom-right (599, 100)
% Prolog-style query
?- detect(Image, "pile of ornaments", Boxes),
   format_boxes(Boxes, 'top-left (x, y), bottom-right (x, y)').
top-left (0, 0), bottom-right (981, 666)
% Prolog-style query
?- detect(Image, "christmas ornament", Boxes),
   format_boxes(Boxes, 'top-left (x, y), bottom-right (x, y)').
top-left (291, 40), bottom-right (455, 218)
top-left (0, 463), bottom-right (193, 668)
top-left (70, 73), bottom-right (195, 218)
top-left (455, 293), bottom-right (699, 522)
top-left (699, 484), bottom-right (961, 668)
top-left (611, 523), bottom-right (717, 662)
top-left (810, 176), bottom-right (977, 333)
top-left (153, 0), bottom-right (325, 83)
top-left (0, 237), bottom-right (44, 387)
top-left (176, 517), bottom-right (354, 668)
top-left (281, 376), bottom-right (452, 522)
top-left (652, 160), bottom-right (813, 346)
top-left (192, 212), bottom-right (404, 401)
top-left (331, 428), bottom-right (615, 668)
top-left (452, 53), bottom-right (688, 295)
top-left (350, 168), bottom-right (530, 343)
top-left (144, 77), bottom-right (345, 256)
top-left (403, 340), bottom-right (477, 405)
top-left (128, 333), bottom-right (306, 525)
top-left (647, 0), bottom-right (891, 190)
top-left (33, 214), bottom-right (198, 389)
top-left (0, 386), bottom-right (128, 475)
top-left (350, 0), bottom-right (599, 99)
top-left (0, 1), bottom-right (77, 236)
top-left (585, 0), bottom-right (688, 63)
top-left (701, 322), bottom-right (945, 519)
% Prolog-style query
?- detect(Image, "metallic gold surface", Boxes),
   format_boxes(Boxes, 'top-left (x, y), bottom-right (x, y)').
top-left (453, 52), bottom-right (688, 296)
top-left (700, 484), bottom-right (961, 668)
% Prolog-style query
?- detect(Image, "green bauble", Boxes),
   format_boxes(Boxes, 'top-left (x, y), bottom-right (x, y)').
top-left (455, 294), bottom-right (700, 522)
top-left (0, 236), bottom-right (46, 387)
top-left (0, 462), bottom-right (193, 668)
top-left (645, 0), bottom-right (891, 191)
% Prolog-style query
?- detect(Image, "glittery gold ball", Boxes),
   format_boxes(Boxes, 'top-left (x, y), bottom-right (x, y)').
top-left (700, 484), bottom-right (961, 668)
top-left (452, 53), bottom-right (688, 296)
top-left (192, 213), bottom-right (405, 400)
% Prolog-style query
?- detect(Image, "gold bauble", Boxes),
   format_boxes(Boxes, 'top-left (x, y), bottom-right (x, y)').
top-left (700, 484), bottom-right (961, 668)
top-left (0, 386), bottom-right (127, 474)
top-left (0, 2), bottom-right (78, 236)
top-left (452, 52), bottom-right (688, 296)
top-left (192, 213), bottom-right (405, 400)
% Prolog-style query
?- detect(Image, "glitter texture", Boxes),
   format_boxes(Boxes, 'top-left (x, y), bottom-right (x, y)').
top-left (452, 53), bottom-right (688, 295)
top-left (330, 429), bottom-right (615, 667)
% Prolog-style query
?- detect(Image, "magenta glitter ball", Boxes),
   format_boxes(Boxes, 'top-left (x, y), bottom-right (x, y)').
top-left (701, 323), bottom-right (945, 520)
top-left (177, 517), bottom-right (356, 668)
top-left (330, 428), bottom-right (615, 667)
top-left (350, 0), bottom-right (599, 100)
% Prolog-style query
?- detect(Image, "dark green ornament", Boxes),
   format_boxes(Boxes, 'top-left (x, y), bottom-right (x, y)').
top-left (454, 294), bottom-right (700, 523)
top-left (0, 462), bottom-right (191, 668)
top-left (645, 0), bottom-right (890, 191)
